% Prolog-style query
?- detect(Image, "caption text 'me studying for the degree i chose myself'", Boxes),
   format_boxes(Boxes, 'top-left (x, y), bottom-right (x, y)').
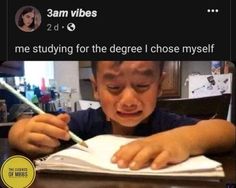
top-left (14, 43), bottom-right (215, 56)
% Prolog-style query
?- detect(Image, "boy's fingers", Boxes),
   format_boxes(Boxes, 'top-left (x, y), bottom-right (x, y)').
top-left (57, 113), bottom-right (70, 123)
top-left (112, 144), bottom-right (142, 168)
top-left (128, 146), bottom-right (160, 170)
top-left (31, 122), bottom-right (70, 141)
top-left (37, 146), bottom-right (55, 154)
top-left (32, 114), bottom-right (69, 130)
top-left (151, 150), bottom-right (171, 170)
top-left (26, 143), bottom-right (55, 155)
top-left (28, 133), bottom-right (61, 148)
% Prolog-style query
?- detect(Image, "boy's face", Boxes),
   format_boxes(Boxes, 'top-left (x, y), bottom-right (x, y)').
top-left (92, 61), bottom-right (163, 127)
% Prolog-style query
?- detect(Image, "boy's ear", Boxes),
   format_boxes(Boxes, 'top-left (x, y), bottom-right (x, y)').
top-left (90, 76), bottom-right (100, 100)
top-left (157, 72), bottom-right (166, 97)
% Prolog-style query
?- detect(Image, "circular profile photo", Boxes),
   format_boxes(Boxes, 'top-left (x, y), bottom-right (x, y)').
top-left (15, 6), bottom-right (42, 32)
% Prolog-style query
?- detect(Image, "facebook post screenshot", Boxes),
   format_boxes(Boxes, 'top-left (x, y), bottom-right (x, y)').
top-left (0, 0), bottom-right (235, 188)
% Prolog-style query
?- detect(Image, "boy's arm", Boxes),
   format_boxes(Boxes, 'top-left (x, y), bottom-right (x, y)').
top-left (172, 119), bottom-right (235, 154)
top-left (112, 119), bottom-right (235, 170)
top-left (8, 113), bottom-right (70, 156)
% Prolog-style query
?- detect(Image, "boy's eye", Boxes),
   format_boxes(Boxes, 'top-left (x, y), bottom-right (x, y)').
top-left (107, 85), bottom-right (121, 92)
top-left (135, 84), bottom-right (150, 91)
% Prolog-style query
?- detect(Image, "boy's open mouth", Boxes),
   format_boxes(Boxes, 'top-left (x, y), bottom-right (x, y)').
top-left (117, 111), bottom-right (142, 117)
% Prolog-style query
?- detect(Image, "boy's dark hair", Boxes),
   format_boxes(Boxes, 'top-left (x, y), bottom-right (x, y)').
top-left (91, 61), bottom-right (165, 77)
top-left (18, 7), bottom-right (35, 28)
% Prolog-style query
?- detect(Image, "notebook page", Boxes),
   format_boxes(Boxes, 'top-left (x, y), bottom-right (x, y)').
top-left (38, 135), bottom-right (223, 174)
top-left (41, 135), bottom-right (134, 171)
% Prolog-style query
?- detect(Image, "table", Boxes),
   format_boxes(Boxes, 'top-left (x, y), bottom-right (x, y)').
top-left (0, 138), bottom-right (235, 188)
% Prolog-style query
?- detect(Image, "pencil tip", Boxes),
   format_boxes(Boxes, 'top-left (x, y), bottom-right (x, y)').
top-left (80, 141), bottom-right (88, 148)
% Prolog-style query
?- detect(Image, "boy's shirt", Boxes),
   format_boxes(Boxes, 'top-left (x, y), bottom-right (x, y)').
top-left (68, 107), bottom-right (200, 140)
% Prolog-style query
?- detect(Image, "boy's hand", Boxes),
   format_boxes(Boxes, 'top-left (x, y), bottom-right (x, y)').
top-left (9, 113), bottom-right (70, 156)
top-left (111, 132), bottom-right (190, 170)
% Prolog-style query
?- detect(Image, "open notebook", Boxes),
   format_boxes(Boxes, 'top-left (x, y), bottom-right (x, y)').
top-left (34, 135), bottom-right (224, 178)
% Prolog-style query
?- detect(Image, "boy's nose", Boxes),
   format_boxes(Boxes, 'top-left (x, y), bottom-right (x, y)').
top-left (119, 88), bottom-right (139, 109)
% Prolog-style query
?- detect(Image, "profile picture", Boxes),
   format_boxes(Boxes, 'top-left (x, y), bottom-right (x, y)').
top-left (15, 6), bottom-right (42, 32)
